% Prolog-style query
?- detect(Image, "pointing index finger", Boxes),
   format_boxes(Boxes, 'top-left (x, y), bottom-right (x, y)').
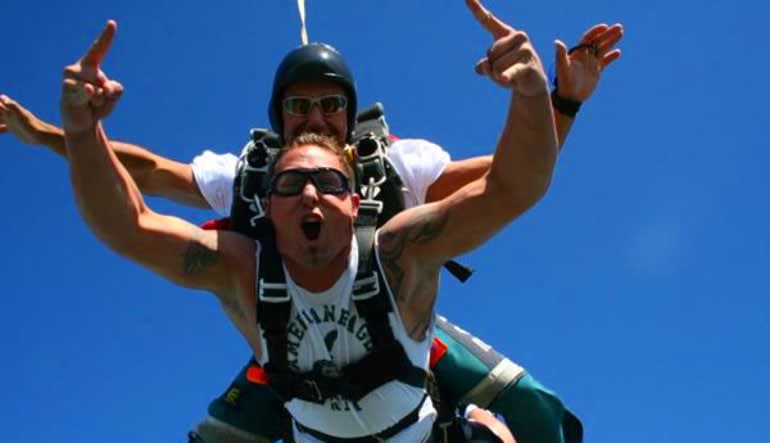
top-left (465, 0), bottom-right (509, 39)
top-left (80, 20), bottom-right (117, 67)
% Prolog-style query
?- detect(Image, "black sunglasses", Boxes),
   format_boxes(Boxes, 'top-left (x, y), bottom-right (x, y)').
top-left (282, 95), bottom-right (348, 116)
top-left (269, 167), bottom-right (351, 197)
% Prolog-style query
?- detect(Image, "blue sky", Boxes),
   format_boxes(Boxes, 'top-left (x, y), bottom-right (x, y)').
top-left (2, 1), bottom-right (768, 442)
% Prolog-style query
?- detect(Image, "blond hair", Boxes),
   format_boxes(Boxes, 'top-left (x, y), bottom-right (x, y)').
top-left (268, 132), bottom-right (354, 180)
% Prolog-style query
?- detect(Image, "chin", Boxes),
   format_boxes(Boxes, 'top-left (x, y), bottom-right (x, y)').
top-left (306, 241), bottom-right (345, 267)
top-left (283, 249), bottom-right (321, 271)
top-left (299, 257), bottom-right (333, 271)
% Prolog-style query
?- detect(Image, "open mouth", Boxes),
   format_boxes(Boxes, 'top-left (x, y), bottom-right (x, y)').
top-left (301, 220), bottom-right (322, 240)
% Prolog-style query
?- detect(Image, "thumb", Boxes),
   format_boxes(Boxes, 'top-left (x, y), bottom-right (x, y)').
top-left (475, 57), bottom-right (492, 76)
top-left (554, 39), bottom-right (570, 91)
top-left (4, 98), bottom-right (25, 115)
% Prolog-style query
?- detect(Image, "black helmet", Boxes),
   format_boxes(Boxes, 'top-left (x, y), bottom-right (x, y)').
top-left (268, 42), bottom-right (357, 143)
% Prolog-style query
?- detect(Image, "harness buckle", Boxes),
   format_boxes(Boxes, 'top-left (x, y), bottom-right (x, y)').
top-left (356, 137), bottom-right (389, 200)
top-left (315, 360), bottom-right (342, 379)
top-left (352, 272), bottom-right (380, 301)
top-left (359, 195), bottom-right (384, 212)
top-left (360, 173), bottom-right (387, 202)
top-left (258, 279), bottom-right (290, 302)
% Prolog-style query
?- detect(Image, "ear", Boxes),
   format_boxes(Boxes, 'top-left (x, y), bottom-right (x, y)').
top-left (349, 192), bottom-right (360, 218)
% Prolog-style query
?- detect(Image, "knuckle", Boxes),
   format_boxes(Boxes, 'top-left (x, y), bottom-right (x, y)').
top-left (515, 30), bottom-right (529, 42)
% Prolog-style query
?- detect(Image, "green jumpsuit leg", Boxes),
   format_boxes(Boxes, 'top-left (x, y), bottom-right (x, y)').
top-left (432, 316), bottom-right (583, 443)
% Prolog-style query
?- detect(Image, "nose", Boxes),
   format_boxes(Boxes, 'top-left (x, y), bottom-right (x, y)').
top-left (299, 178), bottom-right (320, 206)
top-left (303, 104), bottom-right (328, 133)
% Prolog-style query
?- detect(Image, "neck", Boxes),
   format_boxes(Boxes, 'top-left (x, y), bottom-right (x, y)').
top-left (282, 242), bottom-right (352, 292)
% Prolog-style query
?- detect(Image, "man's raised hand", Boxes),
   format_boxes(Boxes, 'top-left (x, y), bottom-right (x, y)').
top-left (466, 0), bottom-right (549, 97)
top-left (61, 20), bottom-right (124, 134)
top-left (554, 23), bottom-right (624, 103)
top-left (1, 95), bottom-right (53, 145)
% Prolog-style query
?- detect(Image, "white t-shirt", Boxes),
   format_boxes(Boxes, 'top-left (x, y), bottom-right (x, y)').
top-left (256, 237), bottom-right (436, 442)
top-left (191, 138), bottom-right (451, 217)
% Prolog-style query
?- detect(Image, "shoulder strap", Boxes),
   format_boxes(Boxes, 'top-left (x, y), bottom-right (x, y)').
top-left (255, 234), bottom-right (291, 372)
top-left (350, 103), bottom-right (406, 227)
top-left (344, 211), bottom-right (428, 392)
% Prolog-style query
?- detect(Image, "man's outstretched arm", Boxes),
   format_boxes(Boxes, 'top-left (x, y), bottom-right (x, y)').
top-left (59, 21), bottom-right (256, 312)
top-left (380, 1), bottom-right (558, 338)
top-left (0, 94), bottom-right (209, 208)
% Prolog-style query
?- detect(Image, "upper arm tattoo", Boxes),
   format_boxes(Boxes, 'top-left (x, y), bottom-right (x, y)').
top-left (378, 208), bottom-right (448, 302)
top-left (182, 229), bottom-right (219, 275)
top-left (181, 229), bottom-right (250, 324)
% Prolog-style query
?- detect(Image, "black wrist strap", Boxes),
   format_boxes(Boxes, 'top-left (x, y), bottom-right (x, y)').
top-left (548, 41), bottom-right (597, 118)
top-left (550, 89), bottom-right (581, 118)
top-left (568, 42), bottom-right (600, 56)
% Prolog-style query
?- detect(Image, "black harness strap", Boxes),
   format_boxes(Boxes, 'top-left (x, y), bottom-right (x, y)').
top-left (443, 259), bottom-right (473, 283)
top-left (257, 234), bottom-right (352, 403)
top-left (255, 234), bottom-right (291, 373)
top-left (342, 199), bottom-right (427, 393)
top-left (254, 201), bottom-right (427, 405)
top-left (257, 235), bottom-right (350, 404)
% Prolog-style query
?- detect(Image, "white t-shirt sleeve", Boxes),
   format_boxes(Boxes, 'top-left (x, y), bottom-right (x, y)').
top-left (386, 138), bottom-right (451, 208)
top-left (190, 150), bottom-right (239, 217)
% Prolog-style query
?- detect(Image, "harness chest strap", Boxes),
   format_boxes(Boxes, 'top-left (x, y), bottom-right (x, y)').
top-left (294, 394), bottom-right (429, 443)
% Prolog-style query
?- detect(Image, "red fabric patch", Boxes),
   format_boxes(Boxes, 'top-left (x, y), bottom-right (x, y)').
top-left (246, 365), bottom-right (269, 384)
top-left (429, 337), bottom-right (448, 369)
top-left (200, 217), bottom-right (232, 230)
